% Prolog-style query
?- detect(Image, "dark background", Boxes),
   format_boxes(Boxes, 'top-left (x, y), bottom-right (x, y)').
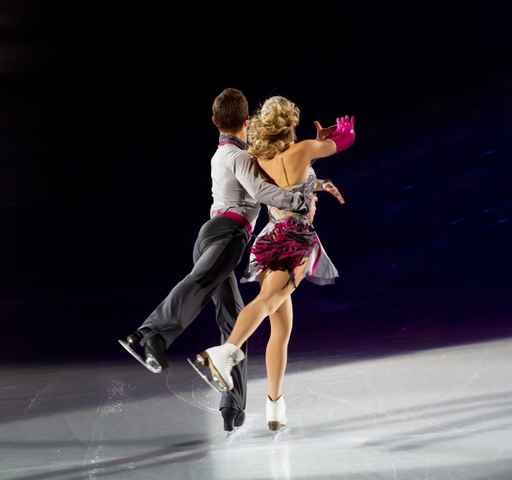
top-left (6, 2), bottom-right (511, 362)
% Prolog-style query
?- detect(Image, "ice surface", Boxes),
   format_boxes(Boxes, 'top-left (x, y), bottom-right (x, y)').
top-left (1, 338), bottom-right (511, 479)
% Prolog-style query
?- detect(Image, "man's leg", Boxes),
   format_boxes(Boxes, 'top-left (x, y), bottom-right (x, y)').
top-left (211, 272), bottom-right (248, 413)
top-left (211, 272), bottom-right (248, 430)
top-left (137, 221), bottom-right (247, 351)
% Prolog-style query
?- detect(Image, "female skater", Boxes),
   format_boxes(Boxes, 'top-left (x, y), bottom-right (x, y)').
top-left (190, 96), bottom-right (355, 430)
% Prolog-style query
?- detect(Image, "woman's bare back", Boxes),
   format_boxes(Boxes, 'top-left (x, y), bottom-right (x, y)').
top-left (256, 143), bottom-right (311, 189)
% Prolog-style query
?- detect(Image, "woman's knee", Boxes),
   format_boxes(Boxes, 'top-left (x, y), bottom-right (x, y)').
top-left (254, 295), bottom-right (282, 317)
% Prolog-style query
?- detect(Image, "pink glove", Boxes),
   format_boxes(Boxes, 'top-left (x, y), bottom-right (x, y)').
top-left (326, 116), bottom-right (356, 153)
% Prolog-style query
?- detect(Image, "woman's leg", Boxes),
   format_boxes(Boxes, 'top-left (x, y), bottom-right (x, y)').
top-left (266, 296), bottom-right (293, 401)
top-left (227, 260), bottom-right (308, 348)
top-left (191, 262), bottom-right (308, 394)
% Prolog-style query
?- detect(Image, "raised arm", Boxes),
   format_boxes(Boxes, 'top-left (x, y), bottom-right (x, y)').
top-left (294, 115), bottom-right (356, 164)
top-left (295, 139), bottom-right (338, 161)
top-left (233, 151), bottom-right (307, 213)
top-left (321, 116), bottom-right (356, 155)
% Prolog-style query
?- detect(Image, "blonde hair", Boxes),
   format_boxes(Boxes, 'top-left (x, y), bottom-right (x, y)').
top-left (248, 96), bottom-right (300, 159)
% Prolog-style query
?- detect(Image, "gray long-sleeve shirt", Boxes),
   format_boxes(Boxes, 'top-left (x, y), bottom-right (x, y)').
top-left (210, 136), bottom-right (306, 229)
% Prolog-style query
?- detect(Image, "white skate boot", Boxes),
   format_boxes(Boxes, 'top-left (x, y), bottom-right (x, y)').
top-left (188, 343), bottom-right (245, 393)
top-left (266, 395), bottom-right (287, 431)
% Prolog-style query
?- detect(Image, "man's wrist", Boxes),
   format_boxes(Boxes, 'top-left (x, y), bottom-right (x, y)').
top-left (292, 192), bottom-right (309, 214)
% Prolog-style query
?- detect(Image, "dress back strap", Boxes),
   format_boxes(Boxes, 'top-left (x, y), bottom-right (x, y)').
top-left (280, 156), bottom-right (291, 187)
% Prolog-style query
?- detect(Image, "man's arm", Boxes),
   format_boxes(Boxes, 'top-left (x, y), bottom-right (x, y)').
top-left (233, 151), bottom-right (307, 213)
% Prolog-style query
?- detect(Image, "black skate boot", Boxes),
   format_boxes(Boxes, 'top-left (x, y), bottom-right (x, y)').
top-left (220, 407), bottom-right (246, 432)
top-left (144, 334), bottom-right (168, 372)
top-left (118, 330), bottom-right (168, 373)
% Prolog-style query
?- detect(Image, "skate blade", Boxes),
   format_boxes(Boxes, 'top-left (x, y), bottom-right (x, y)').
top-left (118, 339), bottom-right (162, 374)
top-left (187, 353), bottom-right (230, 393)
top-left (186, 357), bottom-right (223, 393)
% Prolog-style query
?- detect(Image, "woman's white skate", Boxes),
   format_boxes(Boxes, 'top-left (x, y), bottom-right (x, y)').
top-left (266, 396), bottom-right (287, 431)
top-left (187, 343), bottom-right (245, 394)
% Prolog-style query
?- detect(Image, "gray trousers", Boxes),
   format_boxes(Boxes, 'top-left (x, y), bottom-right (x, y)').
top-left (139, 216), bottom-right (249, 411)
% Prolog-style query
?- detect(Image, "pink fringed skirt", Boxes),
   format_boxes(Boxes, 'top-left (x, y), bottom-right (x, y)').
top-left (241, 218), bottom-right (339, 286)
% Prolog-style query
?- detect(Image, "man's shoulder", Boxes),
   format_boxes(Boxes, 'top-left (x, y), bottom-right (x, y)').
top-left (216, 148), bottom-right (254, 174)
top-left (232, 148), bottom-right (252, 162)
top-left (213, 146), bottom-right (251, 163)
top-left (231, 149), bottom-right (255, 171)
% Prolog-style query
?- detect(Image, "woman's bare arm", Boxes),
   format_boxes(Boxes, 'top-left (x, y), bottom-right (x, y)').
top-left (314, 179), bottom-right (345, 204)
top-left (293, 139), bottom-right (337, 163)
